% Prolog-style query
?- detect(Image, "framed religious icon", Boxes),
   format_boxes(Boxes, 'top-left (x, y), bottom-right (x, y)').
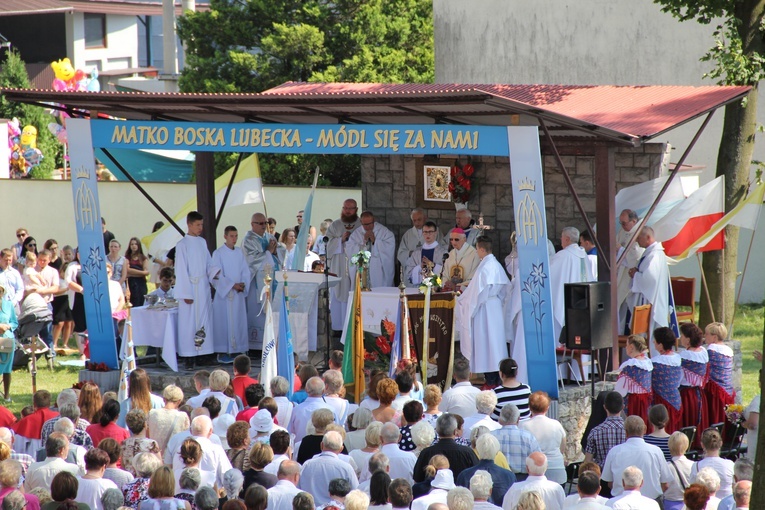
top-left (423, 164), bottom-right (452, 202)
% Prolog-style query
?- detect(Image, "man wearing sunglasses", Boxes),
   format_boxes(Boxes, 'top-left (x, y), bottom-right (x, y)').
top-left (442, 228), bottom-right (480, 292)
top-left (11, 228), bottom-right (27, 264)
top-left (243, 212), bottom-right (284, 351)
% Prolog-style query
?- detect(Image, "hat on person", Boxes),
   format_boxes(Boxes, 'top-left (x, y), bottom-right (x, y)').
top-left (430, 469), bottom-right (456, 490)
top-left (251, 409), bottom-right (274, 433)
top-left (213, 414), bottom-right (235, 448)
top-left (451, 228), bottom-right (466, 235)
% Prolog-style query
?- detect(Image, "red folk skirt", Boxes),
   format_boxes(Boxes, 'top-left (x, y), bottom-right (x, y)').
top-left (705, 380), bottom-right (735, 441)
top-left (627, 392), bottom-right (651, 430)
top-left (680, 385), bottom-right (709, 449)
top-left (652, 392), bottom-right (682, 435)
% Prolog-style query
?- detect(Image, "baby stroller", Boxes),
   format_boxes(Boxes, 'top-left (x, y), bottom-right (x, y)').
top-left (14, 293), bottom-right (53, 393)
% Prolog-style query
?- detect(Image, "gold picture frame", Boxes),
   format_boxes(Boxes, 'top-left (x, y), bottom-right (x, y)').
top-left (423, 164), bottom-right (452, 202)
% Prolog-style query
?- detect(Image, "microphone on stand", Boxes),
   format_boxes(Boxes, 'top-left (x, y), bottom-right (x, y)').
top-left (440, 252), bottom-right (449, 282)
top-left (323, 236), bottom-right (329, 243)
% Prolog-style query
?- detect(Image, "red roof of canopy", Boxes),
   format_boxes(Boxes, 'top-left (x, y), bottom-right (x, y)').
top-left (0, 82), bottom-right (750, 145)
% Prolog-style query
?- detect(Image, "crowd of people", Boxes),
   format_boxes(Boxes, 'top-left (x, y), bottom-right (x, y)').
top-left (0, 345), bottom-right (753, 510)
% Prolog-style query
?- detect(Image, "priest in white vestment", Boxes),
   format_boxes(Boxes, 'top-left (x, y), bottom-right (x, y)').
top-left (174, 212), bottom-right (221, 365)
top-left (442, 228), bottom-right (480, 292)
top-left (616, 209), bottom-right (644, 334)
top-left (326, 199), bottom-right (361, 330)
top-left (212, 226), bottom-right (251, 361)
top-left (397, 208), bottom-right (444, 268)
top-left (456, 236), bottom-right (510, 383)
top-left (505, 239), bottom-right (556, 385)
top-left (243, 212), bottom-right (284, 349)
top-left (629, 226), bottom-right (669, 358)
top-left (404, 221), bottom-right (449, 287)
top-left (549, 227), bottom-right (595, 345)
top-left (345, 211), bottom-right (396, 289)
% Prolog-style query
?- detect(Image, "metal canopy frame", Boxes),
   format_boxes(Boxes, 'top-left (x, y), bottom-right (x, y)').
top-left (4, 84), bottom-right (745, 368)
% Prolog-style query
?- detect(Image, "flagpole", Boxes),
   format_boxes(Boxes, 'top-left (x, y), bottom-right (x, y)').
top-left (696, 253), bottom-right (716, 323)
top-left (261, 185), bottom-right (270, 221)
top-left (730, 216), bottom-right (761, 335)
top-left (421, 285), bottom-right (431, 384)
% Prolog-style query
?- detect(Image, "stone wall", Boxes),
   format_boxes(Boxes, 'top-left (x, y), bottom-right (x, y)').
top-left (361, 141), bottom-right (664, 262)
top-left (553, 381), bottom-right (614, 462)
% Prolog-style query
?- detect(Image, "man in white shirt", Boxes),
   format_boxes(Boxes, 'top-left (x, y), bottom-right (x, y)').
top-left (440, 359), bottom-right (480, 418)
top-left (289, 377), bottom-right (336, 443)
top-left (502, 452), bottom-right (565, 510)
top-left (379, 423), bottom-right (417, 484)
top-left (628, 226), bottom-right (669, 357)
top-left (269, 376), bottom-right (294, 428)
top-left (24, 433), bottom-right (79, 491)
top-left (35, 249), bottom-right (61, 352)
top-left (616, 209), bottom-right (643, 334)
top-left (298, 431), bottom-right (359, 506)
top-left (148, 267), bottom-right (175, 299)
top-left (323, 370), bottom-right (351, 426)
top-left (717, 458), bottom-right (753, 510)
top-left (267, 460), bottom-right (302, 510)
top-left (206, 369), bottom-right (240, 417)
top-left (462, 391), bottom-right (501, 438)
top-left (732, 480), bottom-right (751, 509)
top-left (390, 371), bottom-right (415, 412)
top-left (470, 470), bottom-right (503, 510)
top-left (605, 466), bottom-right (660, 509)
top-left (170, 415), bottom-right (231, 487)
top-left (212, 226), bottom-right (250, 362)
top-left (263, 430), bottom-right (292, 477)
top-left (570, 471), bottom-right (609, 509)
top-left (0, 249), bottom-right (24, 312)
top-left (601, 416), bottom-right (672, 500)
top-left (185, 370), bottom-right (212, 408)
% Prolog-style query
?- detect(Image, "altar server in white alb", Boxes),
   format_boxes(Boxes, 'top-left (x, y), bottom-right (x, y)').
top-left (405, 221), bottom-right (448, 287)
top-left (345, 210), bottom-right (396, 288)
top-left (326, 199), bottom-right (361, 330)
top-left (628, 226), bottom-right (669, 358)
top-left (174, 211), bottom-right (221, 366)
top-left (549, 226), bottom-right (595, 344)
top-left (212, 226), bottom-right (251, 363)
top-left (456, 236), bottom-right (510, 385)
top-left (243, 212), bottom-right (284, 349)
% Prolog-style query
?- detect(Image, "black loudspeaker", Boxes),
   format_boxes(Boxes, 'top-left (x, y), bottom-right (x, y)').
top-left (564, 282), bottom-right (611, 350)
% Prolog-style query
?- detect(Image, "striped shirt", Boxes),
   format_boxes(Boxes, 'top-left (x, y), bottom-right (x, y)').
top-left (490, 425), bottom-right (541, 474)
top-left (492, 383), bottom-right (531, 420)
top-left (584, 416), bottom-right (625, 468)
top-left (643, 434), bottom-right (671, 461)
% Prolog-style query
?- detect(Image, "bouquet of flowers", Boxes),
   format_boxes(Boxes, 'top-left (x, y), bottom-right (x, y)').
top-left (448, 162), bottom-right (475, 204)
top-left (419, 274), bottom-right (442, 294)
top-left (725, 403), bottom-right (745, 424)
top-left (351, 250), bottom-right (371, 268)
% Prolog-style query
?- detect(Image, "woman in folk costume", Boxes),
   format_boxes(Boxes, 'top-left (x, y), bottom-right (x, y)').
top-left (678, 323), bottom-right (709, 448)
top-left (614, 334), bottom-right (653, 428)
top-left (704, 322), bottom-right (735, 429)
top-left (651, 327), bottom-right (683, 434)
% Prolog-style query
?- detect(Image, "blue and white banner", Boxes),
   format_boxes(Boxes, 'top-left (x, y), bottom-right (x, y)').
top-left (507, 127), bottom-right (558, 398)
top-left (67, 118), bottom-right (119, 369)
top-left (89, 121), bottom-right (510, 156)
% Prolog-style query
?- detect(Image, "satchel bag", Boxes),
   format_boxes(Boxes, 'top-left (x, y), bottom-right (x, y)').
top-left (0, 337), bottom-right (15, 354)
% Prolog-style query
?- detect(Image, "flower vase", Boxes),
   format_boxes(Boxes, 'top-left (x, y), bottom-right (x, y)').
top-left (360, 266), bottom-right (372, 291)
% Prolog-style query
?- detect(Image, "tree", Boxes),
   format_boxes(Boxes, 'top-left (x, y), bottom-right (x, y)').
top-left (0, 49), bottom-right (58, 179)
top-left (653, 1), bottom-right (765, 503)
top-left (176, 0), bottom-right (433, 185)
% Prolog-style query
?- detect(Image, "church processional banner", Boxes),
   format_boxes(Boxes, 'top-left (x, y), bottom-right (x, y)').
top-left (71, 119), bottom-right (555, 390)
top-left (507, 127), bottom-right (558, 398)
top-left (66, 119), bottom-right (119, 369)
top-left (407, 293), bottom-right (456, 391)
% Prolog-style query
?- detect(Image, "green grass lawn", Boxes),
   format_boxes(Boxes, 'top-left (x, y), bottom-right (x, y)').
top-left (2, 303), bottom-right (762, 419)
top-left (732, 303), bottom-right (764, 406)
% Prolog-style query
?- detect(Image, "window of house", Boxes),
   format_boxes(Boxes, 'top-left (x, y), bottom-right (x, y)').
top-left (84, 13), bottom-right (106, 48)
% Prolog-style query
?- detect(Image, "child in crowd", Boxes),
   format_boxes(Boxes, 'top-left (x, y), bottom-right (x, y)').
top-left (22, 252), bottom-right (45, 292)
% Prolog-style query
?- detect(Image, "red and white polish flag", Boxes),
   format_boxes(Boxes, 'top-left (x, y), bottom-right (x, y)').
top-left (652, 176), bottom-right (725, 257)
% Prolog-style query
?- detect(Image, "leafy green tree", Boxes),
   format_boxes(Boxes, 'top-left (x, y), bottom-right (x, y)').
top-left (654, 1), bottom-right (764, 328)
top-left (0, 49), bottom-right (58, 179)
top-left (177, 0), bottom-right (433, 185)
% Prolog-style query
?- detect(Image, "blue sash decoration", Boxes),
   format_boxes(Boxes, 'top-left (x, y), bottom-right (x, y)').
top-left (67, 119), bottom-right (119, 369)
top-left (507, 127), bottom-right (557, 398)
top-left (653, 362), bottom-right (682, 410)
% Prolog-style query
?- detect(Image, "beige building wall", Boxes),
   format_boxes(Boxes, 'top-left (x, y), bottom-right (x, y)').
top-left (2, 180), bottom-right (361, 251)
